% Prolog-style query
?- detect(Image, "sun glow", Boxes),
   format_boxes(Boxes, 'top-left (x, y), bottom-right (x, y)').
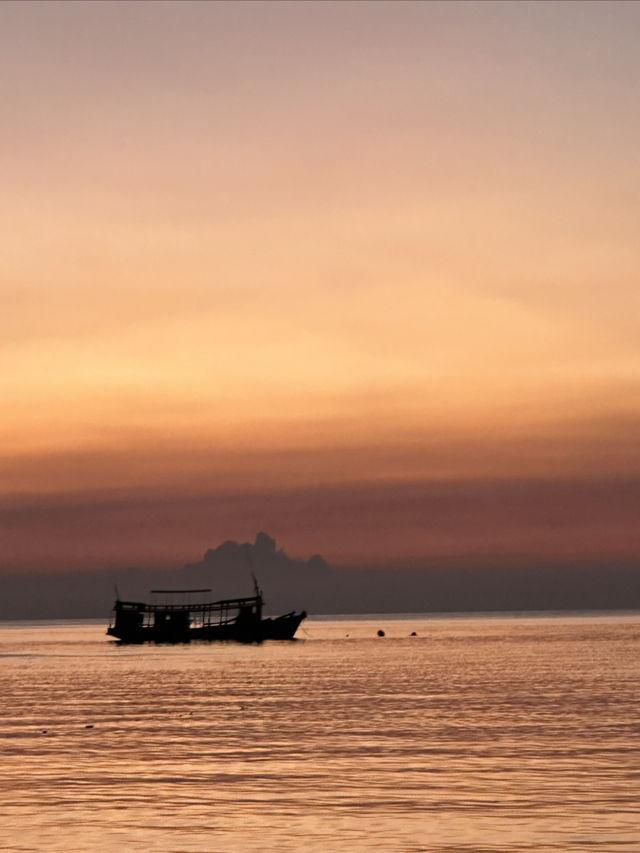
top-left (2, 1), bottom-right (640, 571)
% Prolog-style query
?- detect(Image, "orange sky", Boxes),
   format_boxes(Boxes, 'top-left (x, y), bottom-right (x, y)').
top-left (2, 1), bottom-right (640, 572)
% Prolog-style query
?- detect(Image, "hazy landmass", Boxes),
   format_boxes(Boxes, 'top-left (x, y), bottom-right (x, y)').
top-left (1, 532), bottom-right (640, 620)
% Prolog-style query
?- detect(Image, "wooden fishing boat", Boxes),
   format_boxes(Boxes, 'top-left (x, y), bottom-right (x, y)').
top-left (107, 587), bottom-right (306, 644)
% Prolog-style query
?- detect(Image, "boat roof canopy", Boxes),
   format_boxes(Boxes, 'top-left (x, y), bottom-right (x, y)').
top-left (150, 588), bottom-right (212, 594)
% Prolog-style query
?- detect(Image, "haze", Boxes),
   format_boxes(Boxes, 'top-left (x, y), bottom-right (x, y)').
top-left (2, 1), bottom-right (640, 592)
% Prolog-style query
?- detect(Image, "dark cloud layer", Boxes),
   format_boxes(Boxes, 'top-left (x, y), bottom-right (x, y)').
top-left (2, 475), bottom-right (640, 573)
top-left (1, 530), bottom-right (639, 621)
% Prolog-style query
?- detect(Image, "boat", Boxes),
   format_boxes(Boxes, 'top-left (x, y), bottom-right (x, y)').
top-left (106, 586), bottom-right (307, 644)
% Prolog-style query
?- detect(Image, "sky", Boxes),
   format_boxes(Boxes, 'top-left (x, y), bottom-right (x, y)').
top-left (2, 0), bottom-right (640, 575)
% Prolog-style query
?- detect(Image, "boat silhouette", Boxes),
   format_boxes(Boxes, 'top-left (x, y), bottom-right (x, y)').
top-left (107, 585), bottom-right (306, 644)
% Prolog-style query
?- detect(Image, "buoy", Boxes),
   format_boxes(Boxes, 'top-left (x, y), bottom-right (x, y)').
top-left (377, 629), bottom-right (385, 637)
top-left (410, 631), bottom-right (417, 636)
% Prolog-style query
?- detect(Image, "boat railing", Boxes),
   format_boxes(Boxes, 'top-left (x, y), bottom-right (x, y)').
top-left (114, 595), bottom-right (262, 630)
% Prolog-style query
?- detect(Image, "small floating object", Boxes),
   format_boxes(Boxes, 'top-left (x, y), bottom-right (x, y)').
top-left (410, 631), bottom-right (417, 636)
top-left (377, 629), bottom-right (385, 637)
top-left (85, 724), bottom-right (94, 729)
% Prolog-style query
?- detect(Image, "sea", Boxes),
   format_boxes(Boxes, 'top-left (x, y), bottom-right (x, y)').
top-left (1, 612), bottom-right (639, 853)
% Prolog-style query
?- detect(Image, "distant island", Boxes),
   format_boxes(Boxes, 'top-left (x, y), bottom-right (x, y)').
top-left (1, 531), bottom-right (639, 619)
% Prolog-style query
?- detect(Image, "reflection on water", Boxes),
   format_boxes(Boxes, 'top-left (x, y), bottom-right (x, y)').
top-left (1, 615), bottom-right (639, 852)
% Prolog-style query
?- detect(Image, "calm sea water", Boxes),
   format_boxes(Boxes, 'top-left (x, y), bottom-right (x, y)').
top-left (1, 613), bottom-right (639, 852)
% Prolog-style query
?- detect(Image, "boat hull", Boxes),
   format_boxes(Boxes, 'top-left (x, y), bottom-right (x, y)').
top-left (260, 611), bottom-right (307, 640)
